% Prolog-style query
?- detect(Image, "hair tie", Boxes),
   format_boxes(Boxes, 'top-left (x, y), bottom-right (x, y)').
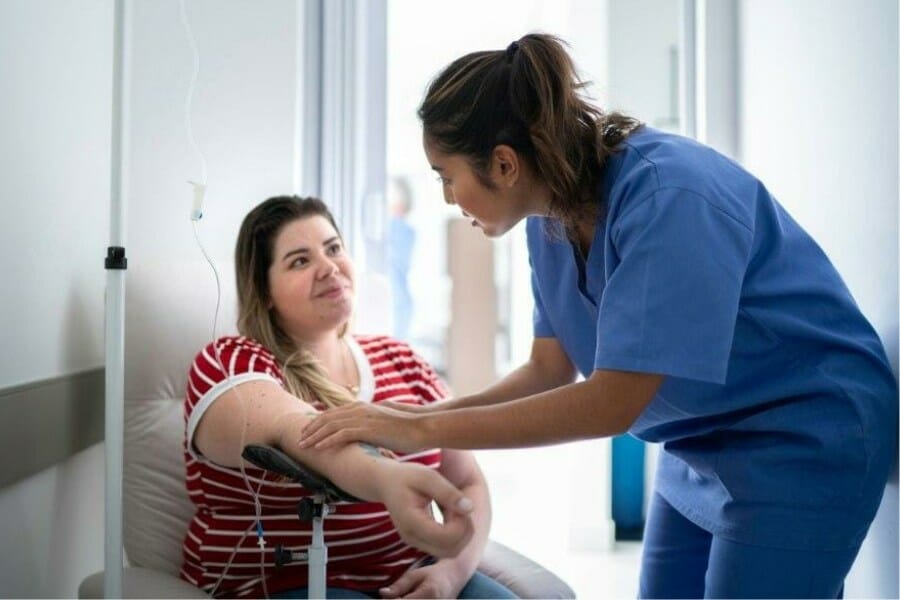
top-left (505, 40), bottom-right (519, 63)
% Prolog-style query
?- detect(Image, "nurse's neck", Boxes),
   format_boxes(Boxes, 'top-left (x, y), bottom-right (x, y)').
top-left (574, 215), bottom-right (597, 258)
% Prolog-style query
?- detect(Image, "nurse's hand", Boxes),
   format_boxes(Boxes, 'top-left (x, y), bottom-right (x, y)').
top-left (298, 402), bottom-right (429, 453)
top-left (377, 461), bottom-right (474, 558)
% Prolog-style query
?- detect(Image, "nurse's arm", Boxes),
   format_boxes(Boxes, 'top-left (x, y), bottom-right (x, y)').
top-left (419, 368), bottom-right (664, 450)
top-left (432, 337), bottom-right (579, 411)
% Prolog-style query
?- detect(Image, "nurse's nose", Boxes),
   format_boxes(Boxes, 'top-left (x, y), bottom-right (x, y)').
top-left (442, 187), bottom-right (454, 206)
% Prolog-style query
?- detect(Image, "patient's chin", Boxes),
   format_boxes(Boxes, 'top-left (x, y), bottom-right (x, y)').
top-left (321, 301), bottom-right (353, 329)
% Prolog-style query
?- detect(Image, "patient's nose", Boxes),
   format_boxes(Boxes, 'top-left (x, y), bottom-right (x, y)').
top-left (317, 257), bottom-right (339, 278)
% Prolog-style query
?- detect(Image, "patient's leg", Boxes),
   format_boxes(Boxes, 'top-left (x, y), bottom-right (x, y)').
top-left (270, 587), bottom-right (374, 598)
top-left (458, 571), bottom-right (518, 598)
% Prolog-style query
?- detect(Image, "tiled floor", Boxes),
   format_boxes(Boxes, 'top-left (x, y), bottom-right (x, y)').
top-left (557, 542), bottom-right (642, 599)
top-left (474, 445), bottom-right (643, 598)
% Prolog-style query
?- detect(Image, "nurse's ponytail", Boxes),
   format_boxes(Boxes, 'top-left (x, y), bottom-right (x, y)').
top-left (419, 33), bottom-right (641, 238)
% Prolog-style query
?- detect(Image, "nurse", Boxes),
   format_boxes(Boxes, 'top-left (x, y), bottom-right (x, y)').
top-left (300, 33), bottom-right (898, 598)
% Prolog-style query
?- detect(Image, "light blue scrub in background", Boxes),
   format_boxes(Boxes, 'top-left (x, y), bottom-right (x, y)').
top-left (527, 127), bottom-right (897, 597)
top-left (387, 215), bottom-right (416, 341)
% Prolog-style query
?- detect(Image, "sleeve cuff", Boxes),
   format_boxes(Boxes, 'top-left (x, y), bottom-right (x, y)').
top-left (186, 372), bottom-right (283, 458)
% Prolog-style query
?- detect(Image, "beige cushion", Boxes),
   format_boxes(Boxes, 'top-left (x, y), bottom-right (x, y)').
top-left (123, 259), bottom-right (238, 574)
top-left (79, 567), bottom-right (208, 599)
top-left (480, 539), bottom-right (575, 598)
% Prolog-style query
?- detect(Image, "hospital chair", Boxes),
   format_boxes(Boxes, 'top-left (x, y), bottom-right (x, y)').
top-left (78, 259), bottom-right (575, 598)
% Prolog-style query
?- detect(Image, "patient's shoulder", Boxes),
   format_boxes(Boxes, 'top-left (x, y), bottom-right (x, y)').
top-left (190, 335), bottom-right (281, 380)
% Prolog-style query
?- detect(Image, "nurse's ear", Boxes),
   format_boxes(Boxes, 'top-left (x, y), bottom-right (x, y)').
top-left (489, 144), bottom-right (521, 188)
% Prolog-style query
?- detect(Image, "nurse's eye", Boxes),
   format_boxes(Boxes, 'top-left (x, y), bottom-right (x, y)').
top-left (435, 175), bottom-right (451, 186)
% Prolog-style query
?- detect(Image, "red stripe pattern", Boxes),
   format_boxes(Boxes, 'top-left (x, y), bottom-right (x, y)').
top-left (180, 335), bottom-right (447, 597)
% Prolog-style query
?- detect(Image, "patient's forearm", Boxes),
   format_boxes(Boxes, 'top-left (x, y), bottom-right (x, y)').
top-left (274, 411), bottom-right (401, 502)
top-left (273, 411), bottom-right (476, 561)
top-left (441, 475), bottom-right (490, 580)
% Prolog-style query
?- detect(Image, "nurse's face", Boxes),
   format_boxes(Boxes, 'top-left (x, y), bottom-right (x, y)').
top-left (424, 137), bottom-right (537, 238)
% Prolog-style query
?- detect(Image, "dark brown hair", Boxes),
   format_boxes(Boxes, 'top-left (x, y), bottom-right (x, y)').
top-left (235, 195), bottom-right (355, 409)
top-left (418, 33), bottom-right (642, 238)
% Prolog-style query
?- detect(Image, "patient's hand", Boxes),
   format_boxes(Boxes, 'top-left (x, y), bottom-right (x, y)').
top-left (379, 562), bottom-right (465, 599)
top-left (376, 461), bottom-right (474, 559)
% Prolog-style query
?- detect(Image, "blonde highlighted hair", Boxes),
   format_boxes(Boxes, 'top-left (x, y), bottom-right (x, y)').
top-left (234, 195), bottom-right (355, 409)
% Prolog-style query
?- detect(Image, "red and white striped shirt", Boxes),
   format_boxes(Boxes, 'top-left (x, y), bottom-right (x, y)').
top-left (180, 334), bottom-right (447, 598)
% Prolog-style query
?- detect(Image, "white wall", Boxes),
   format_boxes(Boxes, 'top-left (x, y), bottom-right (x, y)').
top-left (0, 0), bottom-right (301, 595)
top-left (0, 0), bottom-right (112, 389)
top-left (607, 0), bottom-right (681, 128)
top-left (738, 1), bottom-right (898, 597)
top-left (0, 444), bottom-right (105, 597)
top-left (0, 1), bottom-right (112, 595)
top-left (128, 0), bottom-right (299, 265)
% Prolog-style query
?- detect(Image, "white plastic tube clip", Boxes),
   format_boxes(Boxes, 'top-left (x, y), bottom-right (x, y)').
top-left (189, 180), bottom-right (206, 221)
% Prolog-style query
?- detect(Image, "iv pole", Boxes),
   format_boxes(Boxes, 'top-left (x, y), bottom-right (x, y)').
top-left (104, 0), bottom-right (130, 596)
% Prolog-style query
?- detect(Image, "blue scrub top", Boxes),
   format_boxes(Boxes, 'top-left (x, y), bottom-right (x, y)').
top-left (527, 127), bottom-right (898, 550)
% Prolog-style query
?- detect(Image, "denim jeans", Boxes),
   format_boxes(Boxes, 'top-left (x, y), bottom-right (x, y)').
top-left (271, 569), bottom-right (517, 599)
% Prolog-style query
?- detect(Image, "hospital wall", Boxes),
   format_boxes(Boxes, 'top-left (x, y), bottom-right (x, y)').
top-left (0, 1), bottom-right (112, 596)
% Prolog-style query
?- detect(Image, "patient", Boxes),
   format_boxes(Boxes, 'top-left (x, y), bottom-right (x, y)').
top-left (180, 195), bottom-right (516, 599)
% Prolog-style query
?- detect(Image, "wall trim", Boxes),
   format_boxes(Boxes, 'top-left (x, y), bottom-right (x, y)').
top-left (0, 368), bottom-right (104, 488)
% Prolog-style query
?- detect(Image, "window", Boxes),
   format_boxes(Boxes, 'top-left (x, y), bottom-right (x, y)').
top-left (373, 1), bottom-right (681, 590)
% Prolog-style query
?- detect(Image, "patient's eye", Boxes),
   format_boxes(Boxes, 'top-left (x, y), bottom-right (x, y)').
top-left (290, 256), bottom-right (309, 269)
top-left (326, 242), bottom-right (343, 256)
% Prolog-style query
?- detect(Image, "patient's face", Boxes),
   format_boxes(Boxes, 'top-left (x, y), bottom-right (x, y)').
top-left (267, 216), bottom-right (355, 341)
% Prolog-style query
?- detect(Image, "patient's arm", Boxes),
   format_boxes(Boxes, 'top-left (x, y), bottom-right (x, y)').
top-left (427, 450), bottom-right (493, 593)
top-left (379, 451), bottom-right (491, 599)
top-left (193, 380), bottom-right (474, 557)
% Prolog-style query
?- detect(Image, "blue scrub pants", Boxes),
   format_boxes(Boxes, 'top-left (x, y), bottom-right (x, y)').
top-left (639, 493), bottom-right (862, 599)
